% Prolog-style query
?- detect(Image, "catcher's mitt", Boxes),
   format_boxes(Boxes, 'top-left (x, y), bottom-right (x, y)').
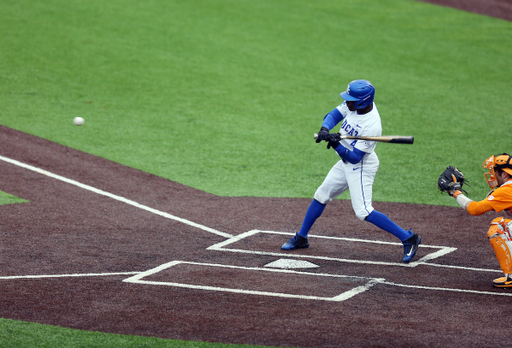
top-left (438, 166), bottom-right (467, 196)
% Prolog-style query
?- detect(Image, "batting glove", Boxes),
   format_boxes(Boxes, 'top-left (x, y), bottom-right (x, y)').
top-left (326, 133), bottom-right (341, 149)
top-left (316, 127), bottom-right (329, 143)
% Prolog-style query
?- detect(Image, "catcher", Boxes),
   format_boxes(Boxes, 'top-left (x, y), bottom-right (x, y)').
top-left (438, 153), bottom-right (512, 288)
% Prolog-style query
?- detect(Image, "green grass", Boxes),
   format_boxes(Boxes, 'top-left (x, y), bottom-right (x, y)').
top-left (0, 318), bottom-right (282, 348)
top-left (1, 0), bottom-right (510, 206)
top-left (0, 191), bottom-right (29, 205)
top-left (0, 0), bottom-right (511, 346)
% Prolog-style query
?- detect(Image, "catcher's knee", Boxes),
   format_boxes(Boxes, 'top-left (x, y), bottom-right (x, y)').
top-left (488, 217), bottom-right (512, 239)
top-left (488, 225), bottom-right (502, 240)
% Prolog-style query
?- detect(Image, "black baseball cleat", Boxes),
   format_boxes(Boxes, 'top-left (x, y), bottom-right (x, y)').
top-left (402, 231), bottom-right (421, 263)
top-left (281, 232), bottom-right (309, 250)
top-left (493, 275), bottom-right (512, 288)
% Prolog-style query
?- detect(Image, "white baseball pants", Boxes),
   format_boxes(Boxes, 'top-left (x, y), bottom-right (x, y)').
top-left (314, 152), bottom-right (379, 220)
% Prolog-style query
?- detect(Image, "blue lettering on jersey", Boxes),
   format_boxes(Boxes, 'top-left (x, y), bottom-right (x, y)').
top-left (340, 120), bottom-right (359, 137)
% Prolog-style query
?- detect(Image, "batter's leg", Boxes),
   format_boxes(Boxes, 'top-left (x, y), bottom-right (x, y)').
top-left (282, 161), bottom-right (348, 250)
top-left (306, 160), bottom-right (349, 236)
top-left (365, 211), bottom-right (412, 241)
top-left (298, 199), bottom-right (326, 237)
top-left (345, 157), bottom-right (378, 220)
top-left (314, 160), bottom-right (349, 205)
top-left (346, 155), bottom-right (420, 262)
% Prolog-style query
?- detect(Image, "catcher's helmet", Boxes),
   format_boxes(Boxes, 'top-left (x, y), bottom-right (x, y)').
top-left (483, 153), bottom-right (512, 189)
top-left (340, 80), bottom-right (375, 110)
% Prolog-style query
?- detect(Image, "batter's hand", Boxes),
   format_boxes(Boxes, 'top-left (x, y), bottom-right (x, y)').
top-left (315, 127), bottom-right (329, 143)
top-left (327, 133), bottom-right (341, 142)
top-left (327, 141), bottom-right (339, 149)
top-left (326, 133), bottom-right (341, 149)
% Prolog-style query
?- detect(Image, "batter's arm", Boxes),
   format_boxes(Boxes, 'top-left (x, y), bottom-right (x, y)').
top-left (322, 107), bottom-right (344, 130)
top-left (330, 142), bottom-right (366, 164)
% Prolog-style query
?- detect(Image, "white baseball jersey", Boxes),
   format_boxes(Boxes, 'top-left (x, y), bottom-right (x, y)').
top-left (335, 102), bottom-right (382, 154)
top-left (314, 102), bottom-right (382, 220)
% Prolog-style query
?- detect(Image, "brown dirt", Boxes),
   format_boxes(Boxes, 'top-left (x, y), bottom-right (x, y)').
top-left (418, 0), bottom-right (512, 21)
top-left (0, 121), bottom-right (510, 348)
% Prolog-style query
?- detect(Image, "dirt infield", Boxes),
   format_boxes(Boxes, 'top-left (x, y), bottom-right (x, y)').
top-left (1, 123), bottom-right (512, 348)
top-left (419, 0), bottom-right (512, 21)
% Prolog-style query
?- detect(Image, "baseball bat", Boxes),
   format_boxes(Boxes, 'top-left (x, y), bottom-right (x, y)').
top-left (313, 133), bottom-right (414, 144)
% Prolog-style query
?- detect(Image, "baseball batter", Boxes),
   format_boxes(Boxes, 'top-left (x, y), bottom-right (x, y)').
top-left (439, 154), bottom-right (512, 288)
top-left (282, 80), bottom-right (421, 263)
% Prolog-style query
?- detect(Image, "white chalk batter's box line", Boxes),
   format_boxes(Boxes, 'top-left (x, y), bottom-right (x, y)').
top-left (123, 260), bottom-right (384, 302)
top-left (0, 154), bottom-right (485, 273)
top-left (207, 230), bottom-right (459, 269)
top-left (122, 260), bottom-right (512, 301)
top-left (1, 155), bottom-right (509, 300)
top-left (2, 261), bottom-right (511, 301)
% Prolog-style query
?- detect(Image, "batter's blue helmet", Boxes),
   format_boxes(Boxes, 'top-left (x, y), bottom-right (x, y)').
top-left (340, 80), bottom-right (375, 110)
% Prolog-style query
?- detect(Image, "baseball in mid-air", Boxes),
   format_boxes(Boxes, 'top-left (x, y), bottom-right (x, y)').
top-left (73, 117), bottom-right (85, 126)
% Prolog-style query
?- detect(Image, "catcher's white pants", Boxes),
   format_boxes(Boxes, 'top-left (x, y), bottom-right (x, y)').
top-left (314, 152), bottom-right (379, 220)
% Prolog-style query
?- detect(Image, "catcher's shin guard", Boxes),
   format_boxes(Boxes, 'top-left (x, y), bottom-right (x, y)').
top-left (487, 222), bottom-right (512, 275)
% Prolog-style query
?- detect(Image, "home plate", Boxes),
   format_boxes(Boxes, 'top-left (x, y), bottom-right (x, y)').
top-left (264, 259), bottom-right (320, 269)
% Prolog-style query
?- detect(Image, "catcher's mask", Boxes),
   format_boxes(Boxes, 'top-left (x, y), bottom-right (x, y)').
top-left (483, 153), bottom-right (512, 189)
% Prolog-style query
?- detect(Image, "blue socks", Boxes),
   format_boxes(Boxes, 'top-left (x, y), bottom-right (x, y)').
top-left (297, 201), bottom-right (411, 242)
top-left (365, 210), bottom-right (412, 241)
top-left (298, 199), bottom-right (326, 237)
